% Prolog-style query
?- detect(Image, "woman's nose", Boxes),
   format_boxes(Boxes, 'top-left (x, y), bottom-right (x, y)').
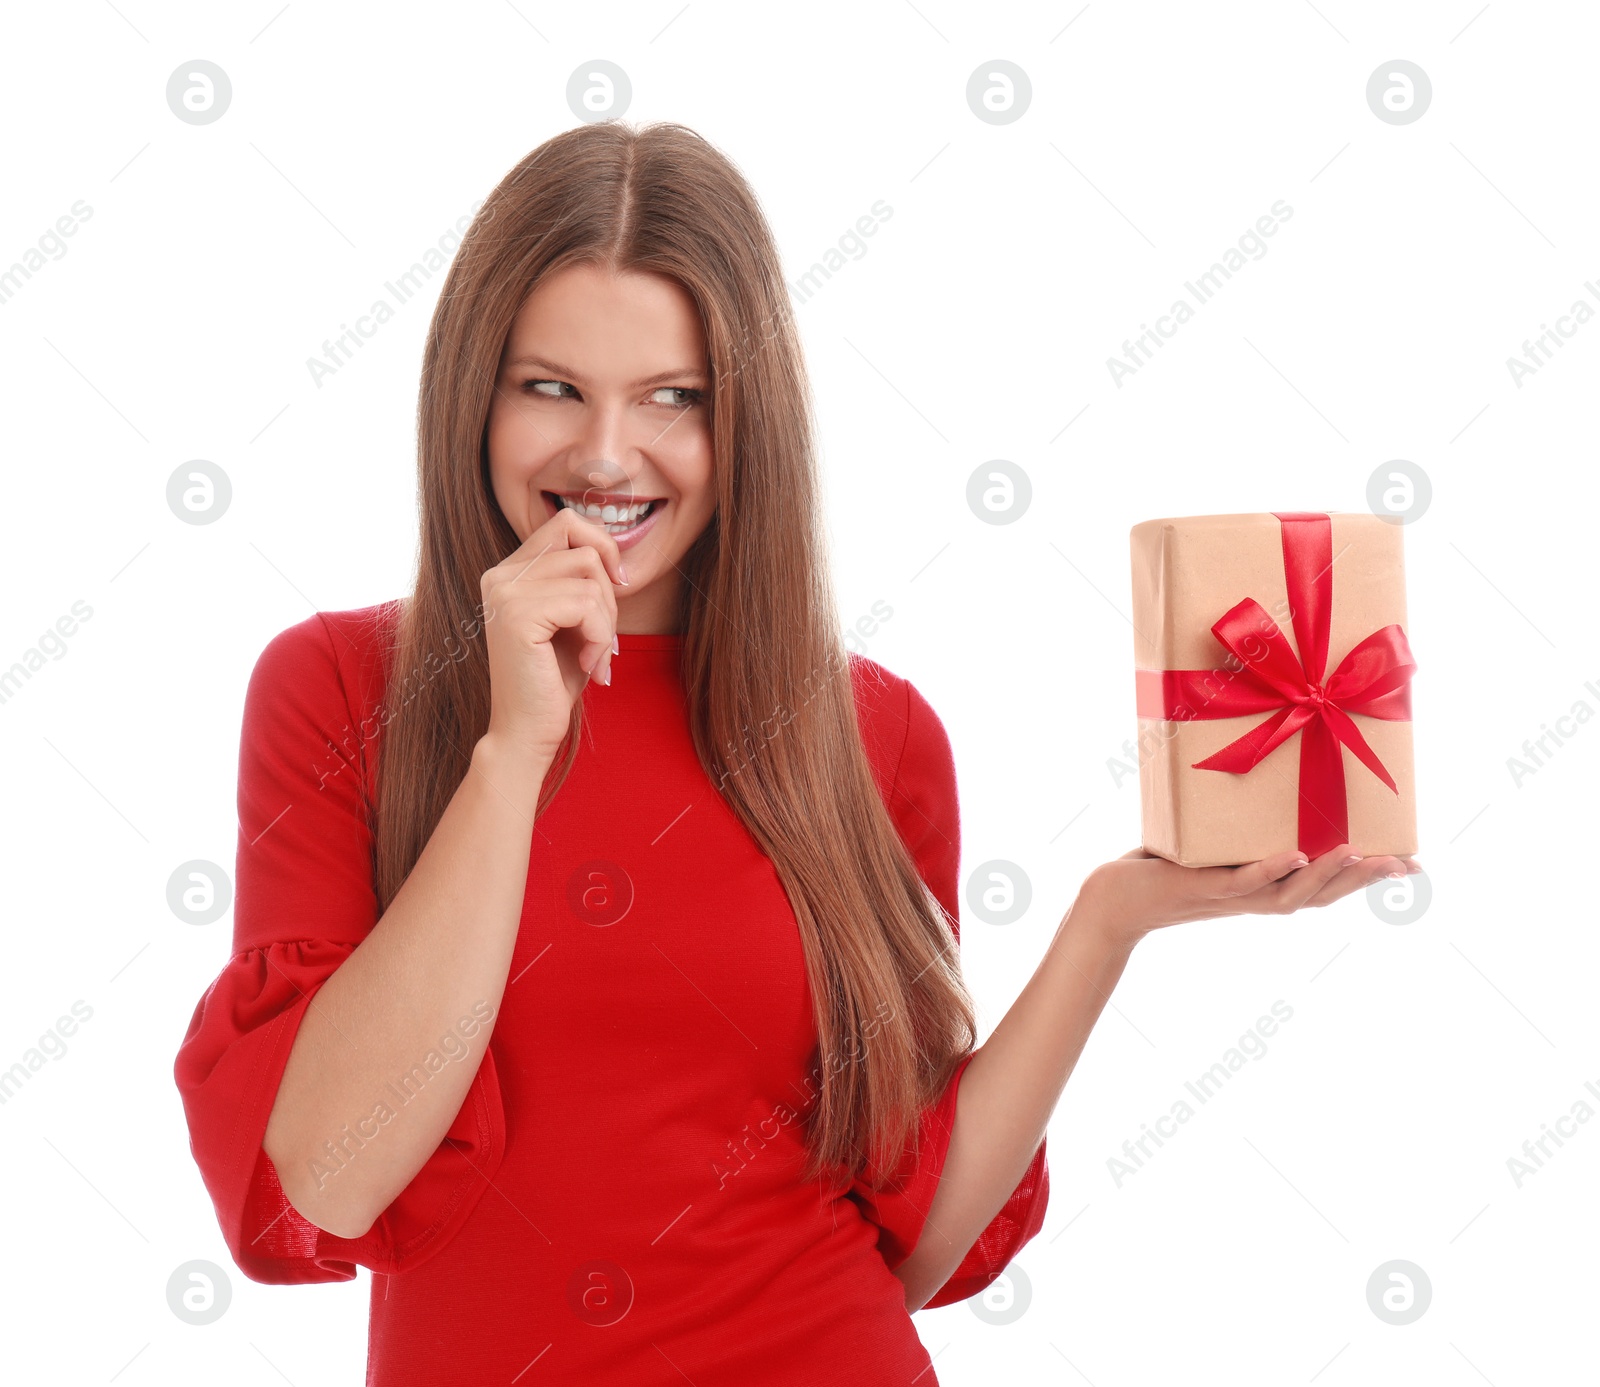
top-left (574, 403), bottom-right (626, 460)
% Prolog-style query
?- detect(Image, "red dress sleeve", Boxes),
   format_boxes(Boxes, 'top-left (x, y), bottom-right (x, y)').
top-left (847, 673), bottom-right (1049, 1309)
top-left (172, 610), bottom-right (506, 1285)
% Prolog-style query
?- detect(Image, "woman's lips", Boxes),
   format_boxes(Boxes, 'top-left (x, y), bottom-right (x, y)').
top-left (544, 494), bottom-right (665, 552)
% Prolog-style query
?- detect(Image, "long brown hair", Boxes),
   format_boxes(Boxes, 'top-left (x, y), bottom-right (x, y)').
top-left (373, 120), bottom-right (975, 1186)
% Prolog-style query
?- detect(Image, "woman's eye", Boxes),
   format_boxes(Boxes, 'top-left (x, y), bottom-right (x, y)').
top-left (520, 379), bottom-right (701, 408)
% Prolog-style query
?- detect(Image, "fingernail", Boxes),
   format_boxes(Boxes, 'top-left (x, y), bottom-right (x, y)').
top-left (600, 663), bottom-right (612, 686)
top-left (1342, 854), bottom-right (1363, 866)
top-left (1290, 858), bottom-right (1309, 870)
top-left (1386, 870), bottom-right (1404, 879)
top-left (612, 634), bottom-right (620, 655)
top-left (618, 563), bottom-right (630, 586)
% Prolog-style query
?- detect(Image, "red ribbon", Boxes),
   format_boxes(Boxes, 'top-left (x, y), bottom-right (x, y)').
top-left (1134, 512), bottom-right (1417, 859)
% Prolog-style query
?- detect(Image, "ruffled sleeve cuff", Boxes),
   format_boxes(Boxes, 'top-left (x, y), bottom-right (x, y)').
top-left (847, 1053), bottom-right (1050, 1308)
top-left (174, 938), bottom-right (505, 1284)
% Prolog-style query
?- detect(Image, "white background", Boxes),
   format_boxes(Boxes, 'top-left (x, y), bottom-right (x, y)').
top-left (1, 1), bottom-right (1594, 1383)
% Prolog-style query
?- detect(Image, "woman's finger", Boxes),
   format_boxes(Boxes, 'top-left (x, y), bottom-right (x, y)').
top-left (1239, 843), bottom-right (1357, 914)
top-left (1197, 849), bottom-right (1312, 904)
top-left (1302, 855), bottom-right (1410, 908)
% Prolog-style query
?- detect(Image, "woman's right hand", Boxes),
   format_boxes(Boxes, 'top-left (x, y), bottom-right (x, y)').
top-left (478, 505), bottom-right (628, 762)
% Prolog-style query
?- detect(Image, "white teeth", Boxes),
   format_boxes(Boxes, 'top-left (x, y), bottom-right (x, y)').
top-left (554, 495), bottom-right (657, 532)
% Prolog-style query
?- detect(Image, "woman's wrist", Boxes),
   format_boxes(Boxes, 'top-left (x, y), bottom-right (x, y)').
top-left (470, 732), bottom-right (555, 808)
top-left (1060, 867), bottom-right (1150, 957)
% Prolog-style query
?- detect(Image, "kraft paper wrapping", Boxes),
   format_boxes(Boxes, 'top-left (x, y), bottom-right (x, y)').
top-left (1130, 512), bottom-right (1417, 868)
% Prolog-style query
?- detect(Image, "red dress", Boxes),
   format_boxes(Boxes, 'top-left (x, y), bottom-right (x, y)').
top-left (174, 603), bottom-right (1048, 1385)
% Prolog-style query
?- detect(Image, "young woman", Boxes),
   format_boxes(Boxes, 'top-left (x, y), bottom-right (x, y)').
top-left (174, 121), bottom-right (1419, 1386)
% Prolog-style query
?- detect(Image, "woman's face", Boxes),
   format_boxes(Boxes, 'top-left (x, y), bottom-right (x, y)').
top-left (486, 262), bottom-right (716, 633)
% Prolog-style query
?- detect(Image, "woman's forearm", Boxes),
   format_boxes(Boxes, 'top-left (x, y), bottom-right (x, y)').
top-left (895, 889), bottom-right (1137, 1311)
top-left (262, 734), bottom-right (549, 1239)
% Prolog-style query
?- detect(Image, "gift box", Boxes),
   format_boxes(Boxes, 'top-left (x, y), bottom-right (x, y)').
top-left (1129, 511), bottom-right (1418, 868)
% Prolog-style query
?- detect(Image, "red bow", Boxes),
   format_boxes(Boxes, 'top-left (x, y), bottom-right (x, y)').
top-left (1135, 512), bottom-right (1417, 858)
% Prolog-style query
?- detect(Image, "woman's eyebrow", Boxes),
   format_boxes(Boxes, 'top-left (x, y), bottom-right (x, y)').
top-left (506, 354), bottom-right (708, 388)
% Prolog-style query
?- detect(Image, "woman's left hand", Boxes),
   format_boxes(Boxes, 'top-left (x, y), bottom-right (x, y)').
top-left (1075, 843), bottom-right (1423, 951)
